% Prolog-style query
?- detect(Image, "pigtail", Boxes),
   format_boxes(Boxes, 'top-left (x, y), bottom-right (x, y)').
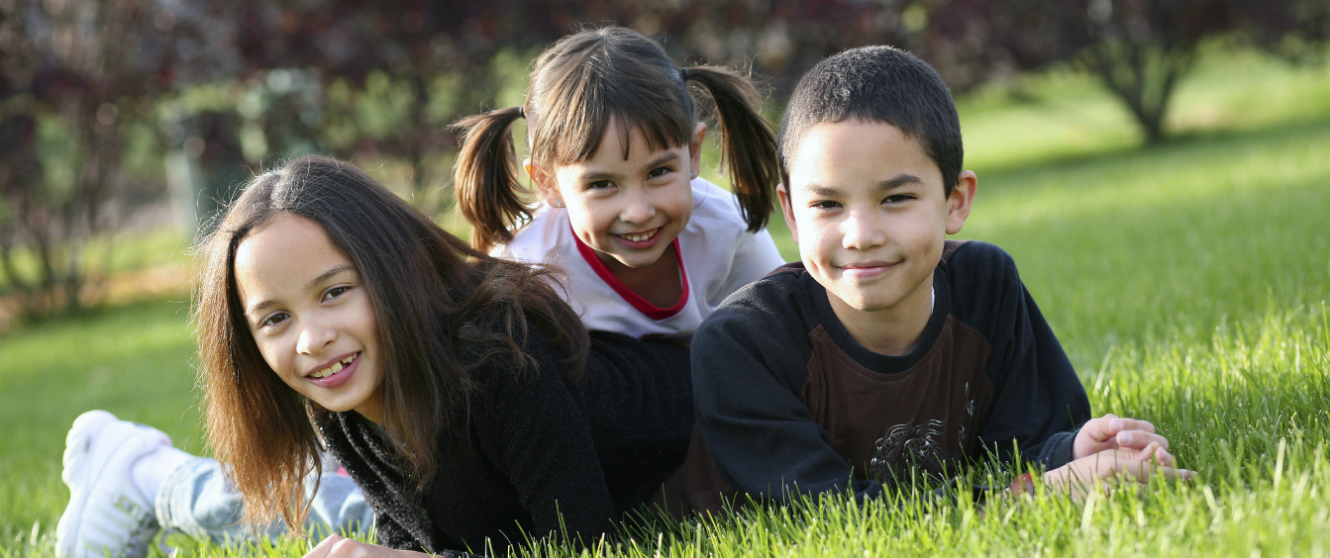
top-left (452, 106), bottom-right (530, 253)
top-left (683, 66), bottom-right (780, 232)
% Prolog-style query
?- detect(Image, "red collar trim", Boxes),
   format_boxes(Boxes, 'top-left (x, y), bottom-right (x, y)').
top-left (572, 228), bottom-right (689, 320)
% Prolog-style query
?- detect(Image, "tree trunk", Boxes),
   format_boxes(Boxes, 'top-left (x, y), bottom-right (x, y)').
top-left (1085, 35), bottom-right (1196, 145)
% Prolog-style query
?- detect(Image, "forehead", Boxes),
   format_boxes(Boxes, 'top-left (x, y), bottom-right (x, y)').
top-left (559, 120), bottom-right (683, 172)
top-left (233, 214), bottom-right (351, 305)
top-left (786, 120), bottom-right (942, 192)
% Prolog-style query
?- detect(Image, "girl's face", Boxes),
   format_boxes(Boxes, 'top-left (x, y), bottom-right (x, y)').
top-left (233, 214), bottom-right (385, 424)
top-left (537, 119), bottom-right (705, 270)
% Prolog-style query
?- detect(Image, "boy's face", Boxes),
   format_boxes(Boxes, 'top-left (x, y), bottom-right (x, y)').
top-left (780, 120), bottom-right (975, 320)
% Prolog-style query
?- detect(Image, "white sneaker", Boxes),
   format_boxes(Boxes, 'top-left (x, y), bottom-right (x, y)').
top-left (56, 410), bottom-right (170, 558)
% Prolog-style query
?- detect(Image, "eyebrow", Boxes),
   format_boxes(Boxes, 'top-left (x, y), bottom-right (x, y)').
top-left (576, 152), bottom-right (681, 181)
top-left (246, 264), bottom-right (357, 317)
top-left (803, 173), bottom-right (925, 197)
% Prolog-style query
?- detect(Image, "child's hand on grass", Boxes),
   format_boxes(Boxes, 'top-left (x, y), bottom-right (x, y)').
top-left (1042, 443), bottom-right (1195, 501)
top-left (1036, 414), bottom-right (1197, 502)
top-left (302, 534), bottom-right (437, 558)
top-left (1072, 413), bottom-right (1175, 464)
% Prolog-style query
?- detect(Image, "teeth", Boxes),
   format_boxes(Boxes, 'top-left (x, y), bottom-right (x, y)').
top-left (309, 353), bottom-right (358, 379)
top-left (620, 231), bottom-right (654, 242)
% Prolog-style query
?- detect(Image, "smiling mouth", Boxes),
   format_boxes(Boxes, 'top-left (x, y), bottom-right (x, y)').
top-left (307, 353), bottom-right (358, 379)
top-left (841, 261), bottom-right (897, 270)
top-left (615, 228), bottom-right (660, 243)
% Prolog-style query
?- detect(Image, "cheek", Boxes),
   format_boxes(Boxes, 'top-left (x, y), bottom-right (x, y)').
top-left (667, 190), bottom-right (693, 223)
top-left (252, 337), bottom-right (289, 377)
top-left (567, 200), bottom-right (616, 240)
top-left (795, 212), bottom-right (833, 251)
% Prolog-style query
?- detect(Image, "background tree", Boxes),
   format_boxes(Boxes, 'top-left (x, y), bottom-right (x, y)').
top-left (916, 0), bottom-right (1330, 143)
top-left (0, 0), bottom-right (210, 319)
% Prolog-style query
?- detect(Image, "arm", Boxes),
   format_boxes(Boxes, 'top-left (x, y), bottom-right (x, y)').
top-left (962, 244), bottom-right (1183, 480)
top-left (692, 288), bottom-right (885, 503)
top-left (470, 334), bottom-right (619, 545)
top-left (975, 280), bottom-right (1091, 470)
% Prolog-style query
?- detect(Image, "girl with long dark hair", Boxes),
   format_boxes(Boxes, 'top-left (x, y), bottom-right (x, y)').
top-left (59, 156), bottom-right (694, 557)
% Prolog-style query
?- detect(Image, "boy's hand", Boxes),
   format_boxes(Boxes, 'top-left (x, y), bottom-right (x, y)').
top-left (1073, 414), bottom-right (1175, 466)
top-left (302, 534), bottom-right (435, 558)
top-left (1043, 443), bottom-right (1196, 502)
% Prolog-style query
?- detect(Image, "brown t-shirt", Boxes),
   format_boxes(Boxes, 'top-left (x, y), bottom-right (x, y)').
top-left (663, 240), bottom-right (1089, 515)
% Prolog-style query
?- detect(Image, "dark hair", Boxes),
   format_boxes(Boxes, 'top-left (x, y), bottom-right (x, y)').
top-left (195, 156), bottom-right (589, 530)
top-left (454, 26), bottom-right (780, 252)
top-left (778, 46), bottom-right (963, 198)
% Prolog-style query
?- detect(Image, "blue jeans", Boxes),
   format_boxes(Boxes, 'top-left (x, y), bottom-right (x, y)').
top-left (154, 456), bottom-right (374, 545)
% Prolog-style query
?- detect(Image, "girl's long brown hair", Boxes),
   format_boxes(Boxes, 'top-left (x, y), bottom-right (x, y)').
top-left (454, 26), bottom-right (780, 253)
top-left (194, 156), bottom-right (589, 531)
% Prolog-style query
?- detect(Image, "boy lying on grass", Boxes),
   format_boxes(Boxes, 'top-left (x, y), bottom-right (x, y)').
top-left (669, 46), bottom-right (1194, 512)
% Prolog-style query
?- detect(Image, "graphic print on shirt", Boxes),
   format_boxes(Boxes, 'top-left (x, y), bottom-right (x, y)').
top-left (801, 319), bottom-right (995, 489)
top-left (867, 382), bottom-right (979, 488)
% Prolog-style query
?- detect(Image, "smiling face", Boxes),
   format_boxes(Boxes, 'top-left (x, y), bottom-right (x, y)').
top-left (536, 118), bottom-right (705, 270)
top-left (234, 214), bottom-right (384, 423)
top-left (781, 120), bottom-right (975, 344)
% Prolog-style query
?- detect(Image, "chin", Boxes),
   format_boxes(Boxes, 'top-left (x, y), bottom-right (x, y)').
top-left (617, 250), bottom-right (667, 268)
top-left (836, 289), bottom-right (898, 313)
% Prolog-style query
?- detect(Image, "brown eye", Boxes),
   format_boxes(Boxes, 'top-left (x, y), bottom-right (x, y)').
top-left (260, 312), bottom-right (290, 328)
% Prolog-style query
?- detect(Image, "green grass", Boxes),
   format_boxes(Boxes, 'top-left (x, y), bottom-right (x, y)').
top-left (3, 47), bottom-right (1330, 556)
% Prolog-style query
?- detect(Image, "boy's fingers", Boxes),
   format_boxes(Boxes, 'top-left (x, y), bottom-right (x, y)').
top-left (1109, 417), bottom-right (1156, 435)
top-left (303, 534), bottom-right (344, 558)
top-left (1079, 417), bottom-right (1119, 445)
top-left (1155, 445), bottom-right (1176, 467)
top-left (1115, 429), bottom-right (1169, 451)
top-left (1102, 449), bottom-right (1196, 483)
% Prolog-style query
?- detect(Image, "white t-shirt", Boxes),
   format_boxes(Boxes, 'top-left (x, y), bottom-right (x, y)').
top-left (495, 178), bottom-right (787, 338)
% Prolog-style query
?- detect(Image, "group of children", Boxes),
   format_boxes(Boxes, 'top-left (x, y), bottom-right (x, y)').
top-left (55, 26), bottom-right (1191, 558)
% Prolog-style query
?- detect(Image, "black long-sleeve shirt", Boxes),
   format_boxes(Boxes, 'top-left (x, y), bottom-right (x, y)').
top-left (679, 240), bottom-right (1090, 508)
top-left (321, 330), bottom-right (693, 555)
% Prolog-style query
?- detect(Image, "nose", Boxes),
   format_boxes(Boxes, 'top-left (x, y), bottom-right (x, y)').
top-left (296, 315), bottom-right (337, 356)
top-left (618, 188), bottom-right (657, 226)
top-left (841, 209), bottom-right (887, 251)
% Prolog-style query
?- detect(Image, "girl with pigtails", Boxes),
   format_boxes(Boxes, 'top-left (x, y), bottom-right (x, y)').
top-left (55, 26), bottom-right (785, 558)
top-left (453, 26), bottom-right (787, 339)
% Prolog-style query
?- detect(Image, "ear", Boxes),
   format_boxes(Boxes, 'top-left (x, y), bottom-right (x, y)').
top-left (688, 122), bottom-right (707, 178)
top-left (526, 158), bottom-right (564, 207)
top-left (945, 170), bottom-right (977, 235)
top-left (777, 183), bottom-right (798, 244)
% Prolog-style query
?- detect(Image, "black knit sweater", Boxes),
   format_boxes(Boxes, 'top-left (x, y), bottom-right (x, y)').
top-left (320, 330), bottom-right (692, 556)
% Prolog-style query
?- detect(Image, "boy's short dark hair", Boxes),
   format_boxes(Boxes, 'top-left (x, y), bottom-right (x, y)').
top-left (778, 46), bottom-right (962, 197)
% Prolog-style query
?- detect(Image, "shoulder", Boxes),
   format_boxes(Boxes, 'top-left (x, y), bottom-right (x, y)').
top-left (696, 263), bottom-right (811, 343)
top-left (716, 262), bottom-right (808, 312)
top-left (940, 239), bottom-right (1017, 273)
top-left (684, 177), bottom-right (750, 235)
top-left (940, 240), bottom-right (1022, 295)
top-left (456, 316), bottom-right (569, 385)
top-left (494, 205), bottom-right (570, 262)
top-left (939, 240), bottom-right (1028, 334)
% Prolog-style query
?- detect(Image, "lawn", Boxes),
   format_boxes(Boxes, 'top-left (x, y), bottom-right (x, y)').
top-left (1, 49), bottom-right (1328, 556)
